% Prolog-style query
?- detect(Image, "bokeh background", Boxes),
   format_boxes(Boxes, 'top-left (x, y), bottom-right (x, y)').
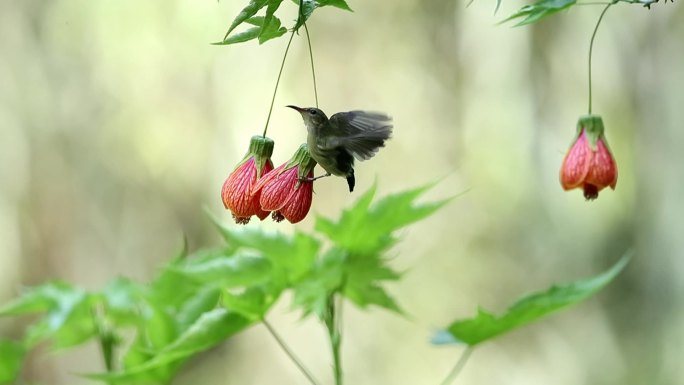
top-left (1, 0), bottom-right (683, 384)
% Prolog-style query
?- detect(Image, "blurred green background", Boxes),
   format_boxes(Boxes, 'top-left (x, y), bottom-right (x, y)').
top-left (1, 0), bottom-right (683, 384)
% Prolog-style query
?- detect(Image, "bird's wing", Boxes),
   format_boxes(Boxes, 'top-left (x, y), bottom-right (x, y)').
top-left (327, 111), bottom-right (393, 161)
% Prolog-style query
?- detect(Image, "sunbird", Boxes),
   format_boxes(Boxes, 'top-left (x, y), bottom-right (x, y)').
top-left (287, 105), bottom-right (393, 192)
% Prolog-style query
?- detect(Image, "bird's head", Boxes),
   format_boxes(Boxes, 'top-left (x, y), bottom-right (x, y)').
top-left (287, 105), bottom-right (328, 130)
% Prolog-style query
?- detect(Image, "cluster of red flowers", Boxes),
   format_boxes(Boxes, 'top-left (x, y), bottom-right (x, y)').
top-left (221, 136), bottom-right (317, 224)
top-left (559, 115), bottom-right (618, 200)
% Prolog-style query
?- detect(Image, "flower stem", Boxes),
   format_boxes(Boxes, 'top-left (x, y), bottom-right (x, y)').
top-left (325, 294), bottom-right (344, 385)
top-left (438, 347), bottom-right (474, 385)
top-left (262, 30), bottom-right (296, 138)
top-left (262, 318), bottom-right (322, 385)
top-left (303, 22), bottom-right (319, 108)
top-left (262, 0), bottom-right (308, 137)
top-left (587, 1), bottom-right (615, 114)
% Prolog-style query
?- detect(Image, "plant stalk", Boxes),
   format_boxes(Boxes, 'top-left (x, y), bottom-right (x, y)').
top-left (325, 294), bottom-right (343, 385)
top-left (438, 347), bottom-right (474, 385)
top-left (304, 22), bottom-right (319, 108)
top-left (262, 318), bottom-right (322, 385)
top-left (587, 1), bottom-right (616, 114)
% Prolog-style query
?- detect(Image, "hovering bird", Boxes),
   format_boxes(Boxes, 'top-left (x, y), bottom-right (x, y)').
top-left (287, 105), bottom-right (393, 192)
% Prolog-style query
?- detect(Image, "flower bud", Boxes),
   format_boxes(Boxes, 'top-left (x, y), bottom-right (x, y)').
top-left (559, 115), bottom-right (618, 200)
top-left (253, 144), bottom-right (317, 224)
top-left (221, 135), bottom-right (274, 224)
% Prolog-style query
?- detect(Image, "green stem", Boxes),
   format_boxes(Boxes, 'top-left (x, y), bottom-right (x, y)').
top-left (262, 318), bottom-right (322, 385)
top-left (587, 1), bottom-right (615, 114)
top-left (325, 294), bottom-right (343, 385)
top-left (262, 30), bottom-right (296, 137)
top-left (303, 22), bottom-right (319, 108)
top-left (438, 347), bottom-right (474, 385)
top-left (262, 0), bottom-right (307, 137)
top-left (91, 305), bottom-right (116, 373)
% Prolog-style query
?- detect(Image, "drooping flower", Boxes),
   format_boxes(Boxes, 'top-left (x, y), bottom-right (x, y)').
top-left (221, 135), bottom-right (274, 224)
top-left (253, 144), bottom-right (317, 224)
top-left (559, 115), bottom-right (618, 200)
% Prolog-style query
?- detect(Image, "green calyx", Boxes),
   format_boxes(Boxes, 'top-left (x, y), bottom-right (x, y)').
top-left (284, 143), bottom-right (318, 180)
top-left (577, 114), bottom-right (605, 150)
top-left (242, 135), bottom-right (274, 177)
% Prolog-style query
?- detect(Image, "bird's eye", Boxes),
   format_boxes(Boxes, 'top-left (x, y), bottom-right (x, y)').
top-left (309, 109), bottom-right (317, 115)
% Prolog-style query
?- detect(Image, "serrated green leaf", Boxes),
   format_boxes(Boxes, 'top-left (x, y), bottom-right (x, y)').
top-left (175, 288), bottom-right (221, 331)
top-left (0, 282), bottom-right (80, 316)
top-left (0, 282), bottom-right (98, 349)
top-left (502, 0), bottom-right (576, 26)
top-left (344, 283), bottom-right (402, 313)
top-left (259, 16), bottom-right (288, 44)
top-left (343, 252), bottom-right (403, 313)
top-left (315, 182), bottom-right (449, 255)
top-left (141, 301), bottom-right (177, 350)
top-left (222, 285), bottom-right (279, 319)
top-left (0, 340), bottom-right (25, 384)
top-left (317, 0), bottom-right (353, 11)
top-left (223, 0), bottom-right (268, 40)
top-left (246, 16), bottom-right (266, 26)
top-left (259, 0), bottom-right (284, 42)
top-left (99, 278), bottom-right (145, 326)
top-left (437, 253), bottom-right (631, 346)
top-left (209, 220), bottom-right (320, 285)
top-left (290, 0), bottom-right (352, 32)
top-left (148, 260), bottom-right (204, 313)
top-left (291, 0), bottom-right (318, 32)
top-left (292, 248), bottom-right (346, 318)
top-left (214, 26), bottom-right (262, 45)
top-left (87, 309), bottom-right (252, 383)
top-left (174, 252), bottom-right (272, 288)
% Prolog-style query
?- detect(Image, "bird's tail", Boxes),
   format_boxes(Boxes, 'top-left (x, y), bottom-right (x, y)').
top-left (346, 169), bottom-right (355, 192)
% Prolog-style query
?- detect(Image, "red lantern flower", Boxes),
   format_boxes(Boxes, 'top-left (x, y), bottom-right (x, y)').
top-left (559, 115), bottom-right (618, 200)
top-left (253, 144), bottom-right (317, 224)
top-left (221, 136), bottom-right (274, 224)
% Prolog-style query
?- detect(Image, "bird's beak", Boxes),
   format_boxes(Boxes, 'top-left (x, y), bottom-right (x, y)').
top-left (286, 105), bottom-right (304, 113)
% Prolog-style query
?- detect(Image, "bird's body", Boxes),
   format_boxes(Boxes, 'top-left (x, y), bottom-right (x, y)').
top-left (288, 106), bottom-right (393, 192)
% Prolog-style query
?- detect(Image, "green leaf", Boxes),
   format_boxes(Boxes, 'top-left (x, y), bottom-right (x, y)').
top-left (222, 286), bottom-right (279, 319)
top-left (0, 282), bottom-right (98, 349)
top-left (223, 0), bottom-right (268, 40)
top-left (435, 253), bottom-right (631, 346)
top-left (317, 0), bottom-right (353, 10)
top-left (214, 26), bottom-right (262, 45)
top-left (292, 248), bottom-right (346, 318)
top-left (316, 182), bottom-right (450, 255)
top-left (87, 309), bottom-right (252, 383)
top-left (209, 219), bottom-right (320, 285)
top-left (290, 0), bottom-right (352, 32)
top-left (343, 254), bottom-right (403, 313)
top-left (0, 340), bottom-right (25, 384)
top-left (99, 278), bottom-right (145, 326)
top-left (174, 251), bottom-right (273, 288)
top-left (502, 0), bottom-right (577, 26)
top-left (0, 281), bottom-right (81, 316)
top-left (147, 260), bottom-right (203, 313)
top-left (259, 0), bottom-right (285, 43)
top-left (175, 288), bottom-right (221, 330)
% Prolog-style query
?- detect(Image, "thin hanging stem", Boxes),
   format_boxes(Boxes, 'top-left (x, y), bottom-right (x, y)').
top-left (262, 318), bottom-right (322, 385)
top-left (262, 30), bottom-right (296, 137)
top-left (587, 1), bottom-right (615, 115)
top-left (438, 347), bottom-right (475, 385)
top-left (262, 0), bottom-right (308, 137)
top-left (303, 22), bottom-right (319, 108)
